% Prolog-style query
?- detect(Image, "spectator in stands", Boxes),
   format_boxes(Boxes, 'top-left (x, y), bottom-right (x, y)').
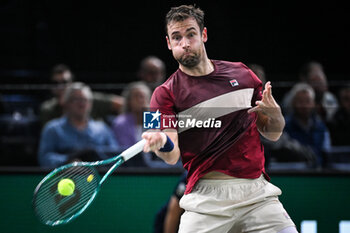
top-left (247, 65), bottom-right (318, 169)
top-left (154, 172), bottom-right (187, 233)
top-left (282, 61), bottom-right (338, 121)
top-left (302, 61), bottom-right (338, 121)
top-left (248, 63), bottom-right (266, 85)
top-left (112, 82), bottom-right (180, 168)
top-left (40, 64), bottom-right (73, 125)
top-left (40, 64), bottom-right (124, 126)
top-left (112, 82), bottom-right (151, 150)
top-left (38, 82), bottom-right (119, 168)
top-left (262, 131), bottom-right (318, 170)
top-left (284, 83), bottom-right (331, 168)
top-left (328, 85), bottom-right (350, 146)
top-left (137, 56), bottom-right (166, 91)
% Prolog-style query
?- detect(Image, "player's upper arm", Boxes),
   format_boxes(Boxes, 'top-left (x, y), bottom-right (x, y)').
top-left (150, 86), bottom-right (176, 116)
top-left (151, 86), bottom-right (180, 164)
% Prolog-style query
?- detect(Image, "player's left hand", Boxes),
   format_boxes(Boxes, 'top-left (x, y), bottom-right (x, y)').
top-left (247, 81), bottom-right (282, 118)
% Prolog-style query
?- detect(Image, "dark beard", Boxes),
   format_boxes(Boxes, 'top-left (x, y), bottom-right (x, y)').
top-left (178, 53), bottom-right (200, 68)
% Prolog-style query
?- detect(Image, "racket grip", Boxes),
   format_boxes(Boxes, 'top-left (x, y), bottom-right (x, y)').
top-left (120, 139), bottom-right (146, 161)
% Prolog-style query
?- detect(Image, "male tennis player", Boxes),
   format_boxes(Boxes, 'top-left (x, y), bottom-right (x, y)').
top-left (142, 5), bottom-right (297, 233)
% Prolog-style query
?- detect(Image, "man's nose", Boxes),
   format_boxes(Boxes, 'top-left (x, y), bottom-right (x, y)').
top-left (181, 38), bottom-right (190, 49)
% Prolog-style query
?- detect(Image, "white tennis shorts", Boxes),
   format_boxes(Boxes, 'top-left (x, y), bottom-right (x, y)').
top-left (178, 175), bottom-right (296, 233)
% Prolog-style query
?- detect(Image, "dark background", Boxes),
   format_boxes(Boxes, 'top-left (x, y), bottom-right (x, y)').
top-left (0, 0), bottom-right (349, 86)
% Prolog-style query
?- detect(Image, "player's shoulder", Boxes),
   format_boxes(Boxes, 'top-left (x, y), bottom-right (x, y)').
top-left (214, 60), bottom-right (257, 81)
top-left (213, 60), bottom-right (249, 70)
top-left (212, 60), bottom-right (252, 77)
top-left (213, 60), bottom-right (254, 77)
top-left (164, 69), bottom-right (182, 86)
top-left (153, 70), bottom-right (181, 96)
top-left (153, 83), bottom-right (171, 98)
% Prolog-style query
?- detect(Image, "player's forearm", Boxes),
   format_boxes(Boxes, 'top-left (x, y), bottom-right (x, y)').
top-left (155, 146), bottom-right (180, 165)
top-left (259, 110), bottom-right (285, 141)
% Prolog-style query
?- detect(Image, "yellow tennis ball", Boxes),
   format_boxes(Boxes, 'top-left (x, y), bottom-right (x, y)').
top-left (57, 179), bottom-right (75, 196)
top-left (87, 174), bottom-right (94, 183)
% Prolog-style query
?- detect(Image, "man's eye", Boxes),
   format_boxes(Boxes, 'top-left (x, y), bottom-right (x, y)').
top-left (173, 36), bottom-right (180, 40)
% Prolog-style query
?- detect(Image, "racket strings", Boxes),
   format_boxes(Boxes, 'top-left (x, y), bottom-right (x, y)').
top-left (35, 166), bottom-right (88, 205)
top-left (34, 166), bottom-right (95, 214)
top-left (35, 166), bottom-right (95, 203)
top-left (33, 165), bottom-right (100, 225)
top-left (36, 166), bottom-right (99, 223)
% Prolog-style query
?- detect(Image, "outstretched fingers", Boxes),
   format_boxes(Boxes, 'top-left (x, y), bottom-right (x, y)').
top-left (248, 101), bottom-right (265, 113)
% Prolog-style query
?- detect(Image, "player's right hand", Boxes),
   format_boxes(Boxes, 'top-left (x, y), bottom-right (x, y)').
top-left (142, 131), bottom-right (167, 152)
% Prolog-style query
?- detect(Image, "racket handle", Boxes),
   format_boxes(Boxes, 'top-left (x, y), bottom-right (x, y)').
top-left (120, 139), bottom-right (146, 161)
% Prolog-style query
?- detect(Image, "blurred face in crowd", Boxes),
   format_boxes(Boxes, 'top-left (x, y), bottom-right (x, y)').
top-left (307, 67), bottom-right (328, 94)
top-left (250, 65), bottom-right (266, 84)
top-left (52, 71), bottom-right (73, 99)
top-left (65, 90), bottom-right (92, 120)
top-left (166, 17), bottom-right (207, 68)
top-left (129, 87), bottom-right (150, 114)
top-left (293, 90), bottom-right (315, 121)
top-left (254, 69), bottom-right (266, 84)
top-left (139, 59), bottom-right (165, 84)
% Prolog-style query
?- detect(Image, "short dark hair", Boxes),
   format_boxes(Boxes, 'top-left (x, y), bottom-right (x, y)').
top-left (51, 64), bottom-right (74, 80)
top-left (299, 61), bottom-right (323, 81)
top-left (165, 5), bottom-right (205, 35)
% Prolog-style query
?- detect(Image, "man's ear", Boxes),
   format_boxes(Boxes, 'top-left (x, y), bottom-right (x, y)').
top-left (202, 27), bottom-right (208, 43)
top-left (166, 36), bottom-right (172, 50)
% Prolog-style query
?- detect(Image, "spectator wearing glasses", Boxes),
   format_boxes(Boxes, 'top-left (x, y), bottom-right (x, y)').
top-left (40, 64), bottom-right (124, 127)
top-left (282, 61), bottom-right (338, 121)
top-left (38, 82), bottom-right (119, 168)
top-left (284, 83), bottom-right (332, 168)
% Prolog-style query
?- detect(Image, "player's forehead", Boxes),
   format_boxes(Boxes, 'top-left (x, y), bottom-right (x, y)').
top-left (167, 18), bottom-right (200, 35)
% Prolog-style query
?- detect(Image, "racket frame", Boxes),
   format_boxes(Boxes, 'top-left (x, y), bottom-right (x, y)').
top-left (33, 139), bottom-right (145, 226)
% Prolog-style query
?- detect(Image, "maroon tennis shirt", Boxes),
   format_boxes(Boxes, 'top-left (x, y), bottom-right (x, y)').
top-left (150, 60), bottom-right (269, 194)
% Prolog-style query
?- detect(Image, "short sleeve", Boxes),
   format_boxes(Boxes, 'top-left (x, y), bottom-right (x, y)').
top-left (150, 85), bottom-right (177, 130)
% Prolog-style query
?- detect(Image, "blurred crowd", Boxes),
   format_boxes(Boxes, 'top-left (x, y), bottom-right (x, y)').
top-left (0, 58), bottom-right (349, 172)
top-left (250, 61), bottom-right (350, 171)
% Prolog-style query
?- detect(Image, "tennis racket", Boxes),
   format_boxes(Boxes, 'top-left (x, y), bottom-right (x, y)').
top-left (32, 139), bottom-right (146, 226)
